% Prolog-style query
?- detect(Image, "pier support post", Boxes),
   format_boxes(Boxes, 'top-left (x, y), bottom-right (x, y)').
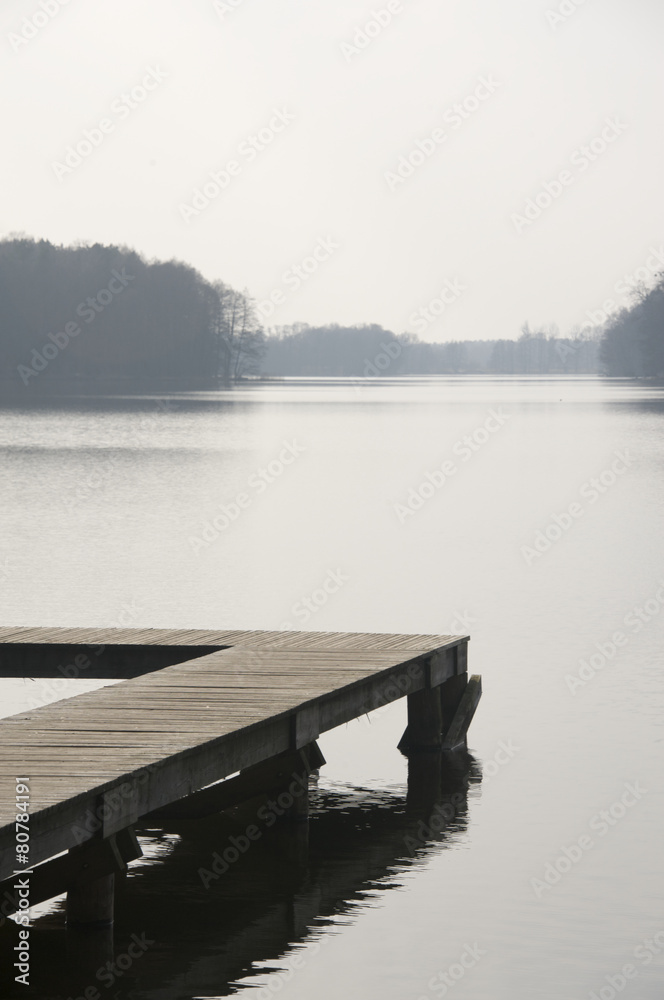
top-left (64, 828), bottom-right (142, 928)
top-left (398, 642), bottom-right (479, 754)
top-left (0, 827), bottom-right (141, 935)
top-left (66, 873), bottom-right (115, 927)
top-left (398, 688), bottom-right (444, 752)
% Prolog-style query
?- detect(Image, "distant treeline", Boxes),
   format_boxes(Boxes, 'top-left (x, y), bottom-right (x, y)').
top-left (2, 236), bottom-right (660, 394)
top-left (261, 323), bottom-right (600, 376)
top-left (0, 236), bottom-right (265, 392)
top-left (600, 274), bottom-right (664, 376)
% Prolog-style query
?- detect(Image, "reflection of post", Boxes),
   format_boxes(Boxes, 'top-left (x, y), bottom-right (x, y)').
top-left (278, 768), bottom-right (309, 868)
top-left (231, 744), bottom-right (323, 871)
top-left (66, 922), bottom-right (115, 988)
top-left (406, 751), bottom-right (443, 816)
top-left (260, 749), bottom-right (314, 868)
top-left (66, 873), bottom-right (115, 982)
top-left (406, 746), bottom-right (475, 844)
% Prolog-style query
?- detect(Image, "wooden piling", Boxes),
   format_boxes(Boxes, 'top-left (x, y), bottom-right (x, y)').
top-left (66, 872), bottom-right (115, 927)
top-left (398, 688), bottom-right (444, 752)
top-left (439, 672), bottom-right (469, 739)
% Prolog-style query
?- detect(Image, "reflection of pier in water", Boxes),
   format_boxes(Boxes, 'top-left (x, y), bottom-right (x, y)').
top-left (1, 751), bottom-right (481, 999)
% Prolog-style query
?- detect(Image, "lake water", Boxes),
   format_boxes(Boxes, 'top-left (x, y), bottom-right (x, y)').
top-left (1, 376), bottom-right (662, 999)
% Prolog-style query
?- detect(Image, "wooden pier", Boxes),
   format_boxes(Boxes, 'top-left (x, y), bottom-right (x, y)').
top-left (0, 627), bottom-right (480, 927)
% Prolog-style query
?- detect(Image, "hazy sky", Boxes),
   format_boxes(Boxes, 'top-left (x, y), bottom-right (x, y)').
top-left (3, 0), bottom-right (663, 341)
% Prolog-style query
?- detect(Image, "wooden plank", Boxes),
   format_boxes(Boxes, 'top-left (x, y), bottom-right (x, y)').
top-left (102, 778), bottom-right (140, 837)
top-left (455, 641), bottom-right (468, 674)
top-left (293, 704), bottom-right (320, 748)
top-left (144, 743), bottom-right (325, 822)
top-left (0, 625), bottom-right (467, 651)
top-left (429, 648), bottom-right (456, 687)
top-left (0, 714), bottom-right (295, 877)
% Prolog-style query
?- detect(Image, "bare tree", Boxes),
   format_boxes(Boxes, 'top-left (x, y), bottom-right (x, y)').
top-left (212, 282), bottom-right (266, 382)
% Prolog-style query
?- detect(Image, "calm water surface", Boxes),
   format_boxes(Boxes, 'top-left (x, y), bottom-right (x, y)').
top-left (0, 377), bottom-right (662, 999)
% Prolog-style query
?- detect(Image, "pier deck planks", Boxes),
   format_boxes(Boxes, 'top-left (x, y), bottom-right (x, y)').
top-left (0, 628), bottom-right (468, 879)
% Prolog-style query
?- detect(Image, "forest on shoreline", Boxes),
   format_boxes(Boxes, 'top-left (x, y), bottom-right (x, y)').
top-left (261, 323), bottom-right (599, 377)
top-left (0, 236), bottom-right (661, 395)
top-left (0, 236), bottom-right (264, 393)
